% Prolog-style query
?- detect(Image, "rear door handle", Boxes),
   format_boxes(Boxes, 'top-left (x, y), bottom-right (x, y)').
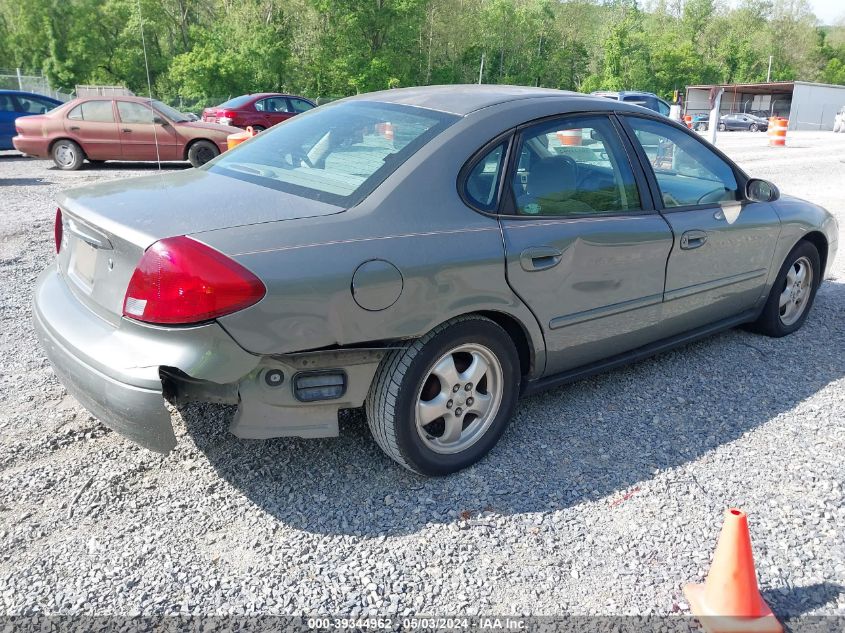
top-left (520, 246), bottom-right (562, 272)
top-left (122, 128), bottom-right (132, 133)
top-left (680, 230), bottom-right (708, 250)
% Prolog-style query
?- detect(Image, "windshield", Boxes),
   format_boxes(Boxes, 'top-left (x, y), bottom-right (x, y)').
top-left (207, 101), bottom-right (458, 206)
top-left (153, 100), bottom-right (189, 123)
top-left (219, 95), bottom-right (255, 109)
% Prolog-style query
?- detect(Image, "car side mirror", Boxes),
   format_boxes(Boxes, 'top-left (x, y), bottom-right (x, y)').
top-left (153, 116), bottom-right (169, 126)
top-left (745, 178), bottom-right (779, 203)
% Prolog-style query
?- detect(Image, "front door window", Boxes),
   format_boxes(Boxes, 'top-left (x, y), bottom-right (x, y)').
top-left (625, 116), bottom-right (739, 208)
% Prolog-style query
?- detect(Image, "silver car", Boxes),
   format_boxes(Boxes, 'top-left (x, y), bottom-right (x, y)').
top-left (34, 86), bottom-right (838, 475)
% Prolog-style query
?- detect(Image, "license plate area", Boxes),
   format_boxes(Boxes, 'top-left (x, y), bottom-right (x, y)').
top-left (69, 239), bottom-right (98, 290)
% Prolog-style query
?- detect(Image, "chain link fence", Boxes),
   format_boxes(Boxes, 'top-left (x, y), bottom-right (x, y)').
top-left (0, 69), bottom-right (73, 101)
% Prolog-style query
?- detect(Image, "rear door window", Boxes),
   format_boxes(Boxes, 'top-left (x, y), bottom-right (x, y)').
top-left (510, 115), bottom-right (641, 217)
top-left (257, 97), bottom-right (290, 113)
top-left (67, 101), bottom-right (115, 122)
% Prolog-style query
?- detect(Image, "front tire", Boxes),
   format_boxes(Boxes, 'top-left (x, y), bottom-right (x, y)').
top-left (748, 241), bottom-right (821, 337)
top-left (696, 123), bottom-right (708, 132)
top-left (52, 139), bottom-right (84, 171)
top-left (187, 140), bottom-right (219, 168)
top-left (366, 315), bottom-right (520, 475)
top-left (750, 123), bottom-right (759, 132)
top-left (718, 123), bottom-right (727, 132)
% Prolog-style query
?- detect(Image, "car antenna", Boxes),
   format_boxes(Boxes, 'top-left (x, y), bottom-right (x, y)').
top-left (136, 0), bottom-right (161, 172)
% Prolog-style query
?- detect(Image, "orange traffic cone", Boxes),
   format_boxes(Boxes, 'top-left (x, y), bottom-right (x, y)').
top-left (685, 508), bottom-right (782, 633)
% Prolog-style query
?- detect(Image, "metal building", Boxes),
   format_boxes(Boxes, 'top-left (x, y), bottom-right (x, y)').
top-left (684, 81), bottom-right (845, 131)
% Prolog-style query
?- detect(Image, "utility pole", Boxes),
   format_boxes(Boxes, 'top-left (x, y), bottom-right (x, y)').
top-left (16, 68), bottom-right (23, 90)
top-left (766, 56), bottom-right (773, 83)
top-left (478, 53), bottom-right (485, 84)
top-left (707, 87), bottom-right (724, 145)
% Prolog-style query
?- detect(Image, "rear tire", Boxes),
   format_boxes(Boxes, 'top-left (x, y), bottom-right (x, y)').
top-left (696, 123), bottom-right (708, 132)
top-left (187, 140), bottom-right (219, 168)
top-left (52, 139), bottom-right (84, 171)
top-left (366, 315), bottom-right (520, 476)
top-left (748, 241), bottom-right (821, 337)
top-left (251, 125), bottom-right (266, 133)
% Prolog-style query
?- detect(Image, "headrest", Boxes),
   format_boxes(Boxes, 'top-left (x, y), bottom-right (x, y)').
top-left (528, 155), bottom-right (578, 201)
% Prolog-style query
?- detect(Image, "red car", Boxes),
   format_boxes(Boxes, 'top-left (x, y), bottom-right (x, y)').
top-left (201, 93), bottom-right (316, 131)
top-left (13, 96), bottom-right (241, 170)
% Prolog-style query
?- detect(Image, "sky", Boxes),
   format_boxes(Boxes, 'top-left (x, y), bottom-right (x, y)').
top-left (808, 0), bottom-right (844, 24)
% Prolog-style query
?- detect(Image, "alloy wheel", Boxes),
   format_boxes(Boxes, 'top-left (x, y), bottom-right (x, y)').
top-left (55, 143), bottom-right (76, 168)
top-left (414, 343), bottom-right (503, 455)
top-left (779, 255), bottom-right (813, 326)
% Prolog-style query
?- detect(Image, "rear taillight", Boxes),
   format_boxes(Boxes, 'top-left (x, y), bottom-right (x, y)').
top-left (54, 208), bottom-right (63, 253)
top-left (123, 236), bottom-right (265, 325)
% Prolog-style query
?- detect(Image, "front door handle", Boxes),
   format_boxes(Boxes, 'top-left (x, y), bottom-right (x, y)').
top-left (122, 128), bottom-right (132, 133)
top-left (680, 230), bottom-right (708, 250)
top-left (69, 126), bottom-right (80, 131)
top-left (520, 246), bottom-right (563, 272)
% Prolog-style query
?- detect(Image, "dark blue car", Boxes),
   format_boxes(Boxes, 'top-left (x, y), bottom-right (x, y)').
top-left (0, 90), bottom-right (64, 150)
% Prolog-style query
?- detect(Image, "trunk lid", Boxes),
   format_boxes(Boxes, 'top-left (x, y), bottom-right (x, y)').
top-left (56, 168), bottom-right (342, 321)
top-left (201, 107), bottom-right (222, 123)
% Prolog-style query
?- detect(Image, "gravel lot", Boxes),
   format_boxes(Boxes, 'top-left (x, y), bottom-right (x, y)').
top-left (1, 131), bottom-right (843, 619)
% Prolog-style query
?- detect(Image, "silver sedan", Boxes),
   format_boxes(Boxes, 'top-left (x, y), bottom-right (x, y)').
top-left (34, 86), bottom-right (838, 475)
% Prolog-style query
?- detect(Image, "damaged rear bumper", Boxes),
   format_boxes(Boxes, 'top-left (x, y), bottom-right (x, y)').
top-left (33, 265), bottom-right (386, 453)
top-left (33, 265), bottom-right (259, 452)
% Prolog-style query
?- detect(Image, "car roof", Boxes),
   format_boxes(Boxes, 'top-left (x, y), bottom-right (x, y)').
top-left (0, 89), bottom-right (62, 101)
top-left (234, 93), bottom-right (308, 100)
top-left (344, 84), bottom-right (637, 116)
top-left (591, 90), bottom-right (661, 99)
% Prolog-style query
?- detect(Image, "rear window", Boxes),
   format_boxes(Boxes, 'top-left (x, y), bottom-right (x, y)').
top-left (218, 95), bottom-right (255, 109)
top-left (208, 101), bottom-right (458, 206)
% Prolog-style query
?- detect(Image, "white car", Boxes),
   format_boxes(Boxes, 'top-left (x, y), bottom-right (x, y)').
top-left (835, 106), bottom-right (845, 133)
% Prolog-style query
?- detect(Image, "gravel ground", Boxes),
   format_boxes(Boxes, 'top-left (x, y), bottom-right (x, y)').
top-left (0, 131), bottom-right (843, 619)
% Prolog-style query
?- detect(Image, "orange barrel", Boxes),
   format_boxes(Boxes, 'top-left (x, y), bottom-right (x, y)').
top-left (683, 114), bottom-right (693, 128)
top-left (226, 125), bottom-right (257, 151)
top-left (768, 118), bottom-right (787, 147)
top-left (556, 129), bottom-right (582, 146)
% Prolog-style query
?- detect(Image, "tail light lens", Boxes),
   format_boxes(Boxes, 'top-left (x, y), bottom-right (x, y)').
top-left (123, 236), bottom-right (265, 325)
top-left (54, 208), bottom-right (63, 253)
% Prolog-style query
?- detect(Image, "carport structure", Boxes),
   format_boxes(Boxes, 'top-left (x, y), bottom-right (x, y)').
top-left (684, 81), bottom-right (845, 131)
